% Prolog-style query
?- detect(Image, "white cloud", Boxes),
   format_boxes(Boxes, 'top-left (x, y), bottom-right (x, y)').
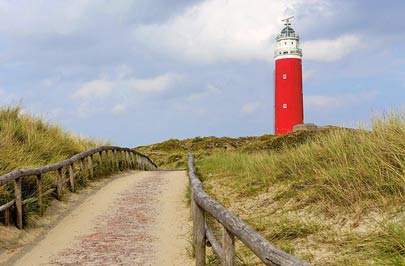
top-left (73, 80), bottom-right (114, 99)
top-left (301, 34), bottom-right (362, 62)
top-left (241, 102), bottom-right (260, 114)
top-left (0, 1), bottom-right (134, 36)
top-left (305, 90), bottom-right (379, 109)
top-left (73, 72), bottom-right (183, 100)
top-left (128, 73), bottom-right (183, 92)
top-left (111, 103), bottom-right (128, 114)
top-left (72, 72), bottom-right (183, 118)
top-left (134, 0), bottom-right (356, 63)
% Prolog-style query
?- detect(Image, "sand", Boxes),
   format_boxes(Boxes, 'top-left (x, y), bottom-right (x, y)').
top-left (3, 170), bottom-right (193, 266)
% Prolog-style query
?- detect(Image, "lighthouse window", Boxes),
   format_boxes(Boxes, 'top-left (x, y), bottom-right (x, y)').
top-left (283, 74), bottom-right (287, 79)
top-left (283, 104), bottom-right (288, 109)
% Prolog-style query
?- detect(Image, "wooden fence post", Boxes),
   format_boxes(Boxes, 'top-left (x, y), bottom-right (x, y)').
top-left (123, 151), bottom-right (127, 168)
top-left (193, 196), bottom-right (206, 266)
top-left (114, 150), bottom-right (120, 170)
top-left (135, 154), bottom-right (141, 170)
top-left (129, 151), bottom-right (133, 169)
top-left (140, 157), bottom-right (145, 170)
top-left (130, 152), bottom-right (136, 169)
top-left (4, 207), bottom-right (10, 226)
top-left (68, 164), bottom-right (75, 192)
top-left (37, 174), bottom-right (43, 215)
top-left (88, 155), bottom-right (94, 178)
top-left (57, 168), bottom-right (63, 200)
top-left (111, 150), bottom-right (115, 170)
top-left (80, 158), bottom-right (85, 172)
top-left (105, 150), bottom-right (110, 169)
top-left (118, 151), bottom-right (122, 169)
top-left (223, 226), bottom-right (236, 266)
top-left (14, 177), bottom-right (23, 229)
top-left (125, 151), bottom-right (131, 169)
top-left (99, 151), bottom-right (103, 166)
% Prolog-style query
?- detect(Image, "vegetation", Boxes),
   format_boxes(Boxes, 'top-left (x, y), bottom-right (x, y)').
top-left (0, 106), bottom-right (105, 226)
top-left (138, 113), bottom-right (405, 266)
top-left (136, 130), bottom-right (321, 169)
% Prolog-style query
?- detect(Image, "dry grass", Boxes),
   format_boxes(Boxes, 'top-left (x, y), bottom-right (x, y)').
top-left (0, 106), bottom-right (107, 226)
top-left (196, 113), bottom-right (405, 265)
top-left (136, 131), bottom-right (321, 169)
top-left (139, 112), bottom-right (405, 265)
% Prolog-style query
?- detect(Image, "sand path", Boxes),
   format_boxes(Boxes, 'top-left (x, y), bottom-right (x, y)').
top-left (9, 170), bottom-right (193, 266)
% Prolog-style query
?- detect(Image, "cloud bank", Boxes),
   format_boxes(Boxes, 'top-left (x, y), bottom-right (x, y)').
top-left (73, 73), bottom-right (183, 100)
top-left (135, 0), bottom-right (359, 63)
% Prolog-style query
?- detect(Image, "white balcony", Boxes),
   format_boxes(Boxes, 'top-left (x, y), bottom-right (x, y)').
top-left (274, 48), bottom-right (303, 57)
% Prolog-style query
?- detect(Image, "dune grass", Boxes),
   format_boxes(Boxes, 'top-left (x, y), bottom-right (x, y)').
top-left (195, 114), bottom-right (405, 265)
top-left (136, 131), bottom-right (321, 169)
top-left (0, 106), bottom-right (106, 226)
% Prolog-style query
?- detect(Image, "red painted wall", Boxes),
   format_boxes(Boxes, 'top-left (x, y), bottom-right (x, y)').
top-left (274, 57), bottom-right (303, 134)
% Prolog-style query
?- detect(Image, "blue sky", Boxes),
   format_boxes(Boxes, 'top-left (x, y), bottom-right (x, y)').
top-left (0, 0), bottom-right (404, 146)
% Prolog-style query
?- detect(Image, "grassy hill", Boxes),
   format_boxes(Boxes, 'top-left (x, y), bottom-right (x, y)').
top-left (0, 106), bottom-right (104, 225)
top-left (137, 115), bottom-right (405, 266)
top-left (136, 131), bottom-right (322, 169)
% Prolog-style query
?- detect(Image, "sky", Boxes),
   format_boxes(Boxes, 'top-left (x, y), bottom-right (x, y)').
top-left (0, 0), bottom-right (405, 146)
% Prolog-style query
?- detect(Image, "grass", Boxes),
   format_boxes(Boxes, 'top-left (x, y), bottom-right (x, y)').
top-left (0, 106), bottom-right (107, 226)
top-left (136, 131), bottom-right (321, 169)
top-left (138, 113), bottom-right (405, 265)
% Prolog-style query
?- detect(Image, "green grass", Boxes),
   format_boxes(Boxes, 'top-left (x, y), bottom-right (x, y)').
top-left (0, 106), bottom-right (107, 226)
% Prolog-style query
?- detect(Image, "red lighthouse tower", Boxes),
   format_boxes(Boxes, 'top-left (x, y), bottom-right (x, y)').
top-left (274, 17), bottom-right (303, 134)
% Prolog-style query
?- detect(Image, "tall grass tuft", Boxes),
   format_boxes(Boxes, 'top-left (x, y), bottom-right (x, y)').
top-left (195, 113), bottom-right (405, 265)
top-left (0, 106), bottom-right (105, 224)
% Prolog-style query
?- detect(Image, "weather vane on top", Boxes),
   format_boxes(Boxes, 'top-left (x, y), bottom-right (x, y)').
top-left (281, 16), bottom-right (294, 26)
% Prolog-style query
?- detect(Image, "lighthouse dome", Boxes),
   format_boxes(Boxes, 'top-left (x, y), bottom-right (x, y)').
top-left (281, 26), bottom-right (295, 35)
top-left (277, 25), bottom-right (299, 40)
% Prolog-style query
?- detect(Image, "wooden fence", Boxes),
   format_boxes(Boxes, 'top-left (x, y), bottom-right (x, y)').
top-left (188, 153), bottom-right (309, 266)
top-left (0, 146), bottom-right (157, 229)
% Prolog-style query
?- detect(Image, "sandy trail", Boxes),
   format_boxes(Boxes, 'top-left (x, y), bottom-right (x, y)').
top-left (9, 170), bottom-right (192, 266)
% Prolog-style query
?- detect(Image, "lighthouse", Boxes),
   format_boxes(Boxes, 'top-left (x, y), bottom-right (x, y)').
top-left (274, 17), bottom-right (303, 134)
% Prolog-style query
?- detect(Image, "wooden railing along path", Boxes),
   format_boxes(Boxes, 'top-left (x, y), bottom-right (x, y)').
top-left (188, 153), bottom-right (309, 266)
top-left (0, 146), bottom-right (157, 229)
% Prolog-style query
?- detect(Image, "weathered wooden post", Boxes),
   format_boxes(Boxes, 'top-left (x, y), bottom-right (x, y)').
top-left (193, 196), bottom-right (206, 266)
top-left (56, 168), bottom-right (64, 200)
top-left (36, 174), bottom-right (44, 215)
top-left (128, 152), bottom-right (132, 169)
top-left (99, 151), bottom-right (103, 166)
top-left (136, 153), bottom-right (140, 169)
top-left (124, 151), bottom-right (128, 168)
top-left (106, 150), bottom-right (110, 169)
top-left (223, 226), bottom-right (236, 266)
top-left (114, 150), bottom-right (120, 170)
top-left (125, 151), bottom-right (131, 169)
top-left (4, 207), bottom-right (10, 226)
top-left (80, 158), bottom-right (85, 173)
top-left (130, 152), bottom-right (136, 169)
top-left (111, 150), bottom-right (116, 170)
top-left (141, 157), bottom-right (145, 170)
top-left (88, 155), bottom-right (94, 178)
top-left (14, 177), bottom-right (23, 229)
top-left (68, 164), bottom-right (75, 192)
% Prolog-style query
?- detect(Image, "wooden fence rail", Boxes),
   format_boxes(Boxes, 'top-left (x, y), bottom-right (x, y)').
top-left (0, 146), bottom-right (157, 229)
top-left (188, 153), bottom-right (310, 266)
